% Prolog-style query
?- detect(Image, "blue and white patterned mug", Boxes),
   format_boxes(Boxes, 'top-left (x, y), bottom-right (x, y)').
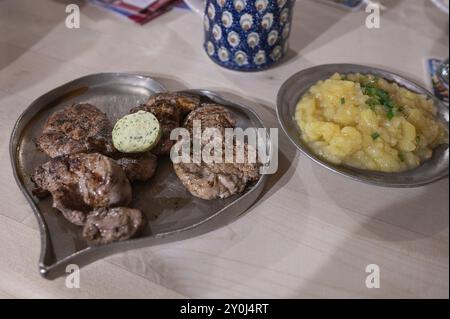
top-left (184, 0), bottom-right (295, 71)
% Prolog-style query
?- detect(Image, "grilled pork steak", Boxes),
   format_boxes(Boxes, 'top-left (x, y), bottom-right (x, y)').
top-left (174, 143), bottom-right (260, 200)
top-left (183, 104), bottom-right (236, 134)
top-left (32, 153), bottom-right (132, 225)
top-left (36, 104), bottom-right (115, 158)
top-left (173, 105), bottom-right (260, 200)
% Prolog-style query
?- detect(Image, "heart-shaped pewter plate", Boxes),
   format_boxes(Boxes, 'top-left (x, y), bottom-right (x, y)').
top-left (9, 73), bottom-right (269, 279)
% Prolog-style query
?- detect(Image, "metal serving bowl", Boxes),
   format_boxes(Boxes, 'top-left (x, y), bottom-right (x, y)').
top-left (276, 64), bottom-right (449, 187)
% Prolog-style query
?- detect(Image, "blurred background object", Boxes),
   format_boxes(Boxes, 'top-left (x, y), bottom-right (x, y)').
top-left (431, 0), bottom-right (450, 14)
top-left (90, 0), bottom-right (185, 24)
top-left (425, 57), bottom-right (449, 105)
top-left (184, 0), bottom-right (296, 71)
top-left (438, 58), bottom-right (449, 90)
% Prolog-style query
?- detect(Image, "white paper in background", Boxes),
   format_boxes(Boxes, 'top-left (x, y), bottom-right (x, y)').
top-left (123, 0), bottom-right (157, 9)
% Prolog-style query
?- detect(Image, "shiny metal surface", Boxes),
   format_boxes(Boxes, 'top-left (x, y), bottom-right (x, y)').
top-left (438, 58), bottom-right (449, 90)
top-left (276, 64), bottom-right (449, 187)
top-left (9, 73), bottom-right (268, 279)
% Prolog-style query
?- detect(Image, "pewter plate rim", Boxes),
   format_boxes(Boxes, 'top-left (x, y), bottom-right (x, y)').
top-left (276, 64), bottom-right (449, 188)
top-left (9, 73), bottom-right (268, 279)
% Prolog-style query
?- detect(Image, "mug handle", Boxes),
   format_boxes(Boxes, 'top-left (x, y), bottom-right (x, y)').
top-left (183, 0), bottom-right (205, 17)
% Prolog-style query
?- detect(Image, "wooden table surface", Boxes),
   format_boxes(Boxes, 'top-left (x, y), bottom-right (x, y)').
top-left (0, 0), bottom-right (448, 299)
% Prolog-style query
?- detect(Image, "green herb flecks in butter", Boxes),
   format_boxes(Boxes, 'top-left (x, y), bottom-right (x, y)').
top-left (112, 110), bottom-right (161, 153)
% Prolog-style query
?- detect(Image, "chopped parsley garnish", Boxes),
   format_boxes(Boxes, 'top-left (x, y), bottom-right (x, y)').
top-left (371, 132), bottom-right (380, 140)
top-left (366, 98), bottom-right (378, 107)
top-left (341, 97), bottom-right (346, 105)
top-left (398, 153), bottom-right (405, 162)
top-left (416, 136), bottom-right (421, 144)
top-left (360, 82), bottom-right (398, 120)
top-left (386, 108), bottom-right (395, 120)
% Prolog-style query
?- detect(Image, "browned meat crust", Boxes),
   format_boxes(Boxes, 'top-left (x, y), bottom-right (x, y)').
top-left (116, 152), bottom-right (158, 182)
top-left (173, 105), bottom-right (260, 200)
top-left (173, 143), bottom-right (260, 200)
top-left (32, 153), bottom-right (132, 225)
top-left (183, 104), bottom-right (236, 134)
top-left (146, 92), bottom-right (200, 117)
top-left (82, 207), bottom-right (145, 245)
top-left (36, 104), bottom-right (115, 158)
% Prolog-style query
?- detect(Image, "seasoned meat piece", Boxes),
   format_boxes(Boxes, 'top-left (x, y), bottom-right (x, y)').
top-left (183, 105), bottom-right (236, 150)
top-left (36, 104), bottom-right (115, 158)
top-left (173, 143), bottom-right (260, 200)
top-left (116, 152), bottom-right (158, 182)
top-left (131, 102), bottom-right (180, 125)
top-left (151, 120), bottom-right (178, 155)
top-left (150, 102), bottom-right (180, 123)
top-left (206, 145), bottom-right (261, 183)
top-left (183, 105), bottom-right (236, 134)
top-left (82, 207), bottom-right (145, 245)
top-left (173, 105), bottom-right (260, 200)
top-left (60, 207), bottom-right (88, 226)
top-left (174, 163), bottom-right (245, 200)
top-left (183, 104), bottom-right (235, 127)
top-left (32, 153), bottom-right (132, 225)
top-left (32, 157), bottom-right (89, 225)
top-left (146, 92), bottom-right (200, 117)
top-left (72, 153), bottom-right (132, 208)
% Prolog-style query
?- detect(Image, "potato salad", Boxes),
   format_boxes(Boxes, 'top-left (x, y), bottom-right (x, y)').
top-left (295, 73), bottom-right (448, 172)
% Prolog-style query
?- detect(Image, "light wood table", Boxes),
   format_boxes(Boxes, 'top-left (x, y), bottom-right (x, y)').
top-left (0, 0), bottom-right (448, 299)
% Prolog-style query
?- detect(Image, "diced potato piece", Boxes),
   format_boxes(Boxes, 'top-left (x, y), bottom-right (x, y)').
top-left (398, 120), bottom-right (417, 152)
top-left (304, 121), bottom-right (340, 142)
top-left (327, 127), bottom-right (362, 158)
top-left (366, 145), bottom-right (401, 172)
top-left (359, 109), bottom-right (379, 132)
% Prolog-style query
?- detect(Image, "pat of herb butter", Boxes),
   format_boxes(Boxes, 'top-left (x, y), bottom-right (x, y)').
top-left (112, 110), bottom-right (161, 153)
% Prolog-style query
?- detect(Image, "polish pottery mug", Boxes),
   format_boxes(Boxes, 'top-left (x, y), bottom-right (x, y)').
top-left (184, 0), bottom-right (295, 71)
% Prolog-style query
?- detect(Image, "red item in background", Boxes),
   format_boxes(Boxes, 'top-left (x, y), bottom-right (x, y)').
top-left (90, 0), bottom-right (182, 25)
top-left (135, 0), bottom-right (180, 24)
